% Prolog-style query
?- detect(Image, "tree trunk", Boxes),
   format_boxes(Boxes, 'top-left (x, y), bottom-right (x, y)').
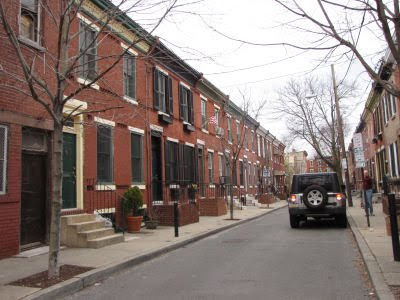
top-left (48, 120), bottom-right (63, 278)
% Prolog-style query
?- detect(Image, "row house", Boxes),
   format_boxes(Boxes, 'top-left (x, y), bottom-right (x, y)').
top-left (0, 0), bottom-right (284, 258)
top-left (306, 157), bottom-right (333, 173)
top-left (349, 52), bottom-right (400, 193)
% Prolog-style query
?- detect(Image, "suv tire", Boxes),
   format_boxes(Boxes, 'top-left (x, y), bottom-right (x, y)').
top-left (290, 215), bottom-right (300, 228)
top-left (303, 185), bottom-right (328, 210)
top-left (336, 214), bottom-right (347, 228)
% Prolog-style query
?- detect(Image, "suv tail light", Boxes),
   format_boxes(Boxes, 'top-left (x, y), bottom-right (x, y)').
top-left (336, 193), bottom-right (342, 201)
top-left (290, 195), bottom-right (297, 203)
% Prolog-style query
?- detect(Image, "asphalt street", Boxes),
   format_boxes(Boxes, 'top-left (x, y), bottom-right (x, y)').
top-left (65, 208), bottom-right (372, 300)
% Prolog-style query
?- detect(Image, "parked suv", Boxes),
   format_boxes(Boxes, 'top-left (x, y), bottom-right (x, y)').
top-left (288, 172), bottom-right (347, 228)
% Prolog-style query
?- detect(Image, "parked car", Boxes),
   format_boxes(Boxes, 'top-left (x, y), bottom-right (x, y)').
top-left (288, 172), bottom-right (347, 228)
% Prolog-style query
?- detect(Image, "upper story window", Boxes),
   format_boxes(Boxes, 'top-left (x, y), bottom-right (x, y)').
top-left (208, 152), bottom-right (214, 184)
top-left (201, 98), bottom-right (207, 130)
top-left (154, 68), bottom-right (173, 115)
top-left (20, 0), bottom-right (40, 43)
top-left (179, 84), bottom-right (193, 124)
top-left (79, 21), bottom-right (97, 80)
top-left (0, 126), bottom-right (8, 195)
top-left (383, 92), bottom-right (397, 123)
top-left (123, 54), bottom-right (136, 99)
top-left (227, 117), bottom-right (232, 143)
top-left (214, 108), bottom-right (220, 127)
top-left (236, 121), bottom-right (241, 143)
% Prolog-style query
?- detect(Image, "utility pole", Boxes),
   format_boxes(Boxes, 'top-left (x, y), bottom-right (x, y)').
top-left (331, 64), bottom-right (353, 207)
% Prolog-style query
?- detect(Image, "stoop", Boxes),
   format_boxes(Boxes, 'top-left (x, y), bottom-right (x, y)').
top-left (61, 214), bottom-right (124, 248)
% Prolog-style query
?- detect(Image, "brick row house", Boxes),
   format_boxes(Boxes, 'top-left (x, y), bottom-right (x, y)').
top-left (348, 51), bottom-right (399, 192)
top-left (0, 0), bottom-right (285, 258)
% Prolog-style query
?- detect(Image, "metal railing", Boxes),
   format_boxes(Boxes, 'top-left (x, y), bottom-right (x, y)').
top-left (383, 175), bottom-right (400, 261)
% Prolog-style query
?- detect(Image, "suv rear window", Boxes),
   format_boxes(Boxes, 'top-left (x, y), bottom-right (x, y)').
top-left (291, 173), bottom-right (340, 194)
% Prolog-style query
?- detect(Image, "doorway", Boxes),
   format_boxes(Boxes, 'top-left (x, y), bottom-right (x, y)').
top-left (62, 132), bottom-right (77, 209)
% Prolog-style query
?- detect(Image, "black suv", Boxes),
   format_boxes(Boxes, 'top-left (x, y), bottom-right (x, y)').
top-left (288, 172), bottom-right (347, 228)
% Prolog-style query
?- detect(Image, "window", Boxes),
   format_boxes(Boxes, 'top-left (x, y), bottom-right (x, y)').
top-left (0, 126), bottom-right (8, 194)
top-left (79, 21), bottom-right (97, 80)
top-left (183, 145), bottom-right (196, 183)
top-left (131, 133), bottom-right (143, 183)
top-left (239, 161), bottom-right (244, 186)
top-left (310, 160), bottom-right (313, 167)
top-left (244, 128), bottom-right (248, 149)
top-left (227, 117), bottom-right (232, 143)
top-left (214, 108), bottom-right (220, 127)
top-left (124, 55), bottom-right (136, 99)
top-left (218, 154), bottom-right (224, 178)
top-left (97, 125), bottom-right (113, 183)
top-left (236, 121), bottom-right (241, 143)
top-left (201, 98), bottom-right (207, 130)
top-left (179, 84), bottom-right (193, 124)
top-left (20, 0), bottom-right (40, 42)
top-left (389, 142), bottom-right (399, 177)
top-left (257, 135), bottom-right (261, 156)
top-left (154, 69), bottom-right (173, 115)
top-left (165, 141), bottom-right (179, 183)
top-left (208, 152), bottom-right (214, 184)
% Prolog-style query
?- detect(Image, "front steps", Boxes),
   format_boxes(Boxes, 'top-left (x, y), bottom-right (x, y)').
top-left (61, 214), bottom-right (124, 249)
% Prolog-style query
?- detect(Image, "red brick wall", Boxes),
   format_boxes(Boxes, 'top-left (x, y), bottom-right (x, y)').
top-left (153, 202), bottom-right (199, 226)
top-left (199, 197), bottom-right (227, 216)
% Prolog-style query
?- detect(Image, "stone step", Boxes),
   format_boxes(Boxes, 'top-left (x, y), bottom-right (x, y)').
top-left (87, 234), bottom-right (124, 249)
top-left (71, 220), bottom-right (105, 233)
top-left (78, 228), bottom-right (115, 241)
top-left (62, 214), bottom-right (96, 225)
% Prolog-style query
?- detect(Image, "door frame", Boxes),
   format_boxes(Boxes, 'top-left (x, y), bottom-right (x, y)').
top-left (62, 99), bottom-right (86, 211)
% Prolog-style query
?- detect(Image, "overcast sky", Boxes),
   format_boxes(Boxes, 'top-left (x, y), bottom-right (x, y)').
top-left (131, 0), bottom-right (389, 157)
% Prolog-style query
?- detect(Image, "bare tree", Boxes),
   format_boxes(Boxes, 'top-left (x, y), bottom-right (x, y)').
top-left (0, 0), bottom-right (183, 278)
top-left (273, 0), bottom-right (400, 98)
top-left (273, 76), bottom-right (355, 183)
top-left (217, 90), bottom-right (266, 219)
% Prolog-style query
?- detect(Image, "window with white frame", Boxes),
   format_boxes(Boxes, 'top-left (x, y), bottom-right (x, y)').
top-left (79, 21), bottom-right (97, 80)
top-left (218, 154), bottom-right (223, 178)
top-left (179, 84), bottom-right (194, 124)
top-left (154, 69), bottom-right (173, 115)
top-left (257, 135), bottom-right (261, 156)
top-left (123, 54), bottom-right (136, 99)
top-left (97, 124), bottom-right (113, 183)
top-left (227, 117), bottom-right (232, 143)
top-left (20, 0), bottom-right (40, 43)
top-left (0, 126), bottom-right (8, 194)
top-left (236, 121), bottom-right (241, 143)
top-left (201, 98), bottom-right (207, 130)
top-left (214, 108), bottom-right (220, 127)
top-left (389, 141), bottom-right (399, 177)
top-left (208, 152), bottom-right (214, 183)
top-left (131, 133), bottom-right (143, 183)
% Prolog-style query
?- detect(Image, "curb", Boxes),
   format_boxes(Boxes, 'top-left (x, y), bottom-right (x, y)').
top-left (347, 214), bottom-right (395, 300)
top-left (24, 203), bottom-right (287, 300)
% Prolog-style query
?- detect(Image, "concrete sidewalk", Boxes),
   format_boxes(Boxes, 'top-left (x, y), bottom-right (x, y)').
top-left (347, 194), bottom-right (400, 300)
top-left (0, 201), bottom-right (287, 300)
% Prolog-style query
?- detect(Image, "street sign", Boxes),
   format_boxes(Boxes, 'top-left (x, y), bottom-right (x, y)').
top-left (353, 133), bottom-right (365, 168)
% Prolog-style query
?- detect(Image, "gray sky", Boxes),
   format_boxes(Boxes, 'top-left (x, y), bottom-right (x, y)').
top-left (133, 0), bottom-right (389, 156)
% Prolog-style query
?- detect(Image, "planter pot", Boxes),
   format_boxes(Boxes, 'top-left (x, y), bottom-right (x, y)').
top-left (126, 216), bottom-right (143, 233)
top-left (145, 220), bottom-right (158, 230)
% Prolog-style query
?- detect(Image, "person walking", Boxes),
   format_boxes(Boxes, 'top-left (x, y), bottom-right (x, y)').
top-left (363, 170), bottom-right (374, 216)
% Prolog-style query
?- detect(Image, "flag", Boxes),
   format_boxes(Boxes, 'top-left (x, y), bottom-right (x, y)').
top-left (208, 115), bottom-right (217, 125)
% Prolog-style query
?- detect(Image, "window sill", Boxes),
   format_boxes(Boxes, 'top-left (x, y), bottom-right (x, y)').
top-left (131, 184), bottom-right (145, 189)
top-left (124, 96), bottom-right (138, 105)
top-left (77, 77), bottom-right (99, 90)
top-left (18, 36), bottom-right (46, 52)
top-left (228, 141), bottom-right (233, 145)
top-left (209, 184), bottom-right (215, 188)
top-left (202, 129), bottom-right (209, 134)
top-left (96, 184), bottom-right (116, 190)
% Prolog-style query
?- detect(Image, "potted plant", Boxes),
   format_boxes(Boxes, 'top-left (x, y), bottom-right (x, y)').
top-left (121, 186), bottom-right (143, 232)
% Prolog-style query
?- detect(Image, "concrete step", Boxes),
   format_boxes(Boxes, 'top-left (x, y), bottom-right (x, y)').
top-left (62, 214), bottom-right (96, 225)
top-left (87, 234), bottom-right (124, 249)
top-left (71, 220), bottom-right (105, 232)
top-left (78, 228), bottom-right (115, 240)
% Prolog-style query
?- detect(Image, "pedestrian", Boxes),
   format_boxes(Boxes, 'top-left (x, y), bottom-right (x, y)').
top-left (363, 170), bottom-right (374, 216)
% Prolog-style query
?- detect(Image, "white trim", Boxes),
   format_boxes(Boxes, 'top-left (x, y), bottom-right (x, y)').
top-left (240, 185), bottom-right (244, 189)
top-left (128, 126), bottom-right (144, 135)
top-left (239, 158), bottom-right (243, 162)
top-left (77, 77), bottom-right (99, 90)
top-left (185, 142), bottom-right (195, 147)
top-left (251, 130), bottom-right (254, 133)
top-left (158, 111), bottom-right (170, 117)
top-left (95, 117), bottom-right (115, 127)
top-left (0, 126), bottom-right (7, 195)
top-left (214, 104), bottom-right (221, 110)
top-left (236, 119), bottom-right (240, 124)
top-left (156, 66), bottom-right (168, 75)
top-left (123, 96), bottom-right (138, 105)
top-left (209, 184), bottom-right (215, 188)
top-left (207, 149), bottom-right (214, 153)
top-left (256, 160), bottom-right (260, 164)
top-left (131, 184), bottom-right (146, 189)
top-left (169, 184), bottom-right (180, 189)
top-left (202, 129), bottom-right (209, 134)
top-left (96, 184), bottom-right (116, 190)
top-left (179, 81), bottom-right (191, 90)
top-left (218, 152), bottom-right (223, 155)
top-left (120, 42), bottom-right (138, 56)
top-left (200, 94), bottom-right (208, 101)
top-left (167, 137), bottom-right (179, 143)
top-left (197, 139), bottom-right (205, 145)
top-left (77, 13), bottom-right (100, 31)
top-left (228, 141), bottom-right (233, 145)
top-left (253, 162), bottom-right (257, 166)
top-left (243, 155), bottom-right (248, 158)
top-left (95, 207), bottom-right (116, 214)
top-left (64, 98), bottom-right (88, 111)
top-left (225, 149), bottom-right (230, 153)
top-left (226, 113), bottom-right (232, 118)
top-left (150, 124), bottom-right (163, 132)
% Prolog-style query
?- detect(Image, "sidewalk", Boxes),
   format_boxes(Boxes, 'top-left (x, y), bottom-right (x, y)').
top-left (347, 194), bottom-right (400, 300)
top-left (0, 201), bottom-right (287, 300)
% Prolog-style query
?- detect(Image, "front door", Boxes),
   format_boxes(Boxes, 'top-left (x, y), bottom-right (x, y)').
top-left (21, 152), bottom-right (47, 247)
top-left (198, 147), bottom-right (204, 196)
top-left (151, 135), bottom-right (162, 202)
top-left (62, 133), bottom-right (77, 209)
